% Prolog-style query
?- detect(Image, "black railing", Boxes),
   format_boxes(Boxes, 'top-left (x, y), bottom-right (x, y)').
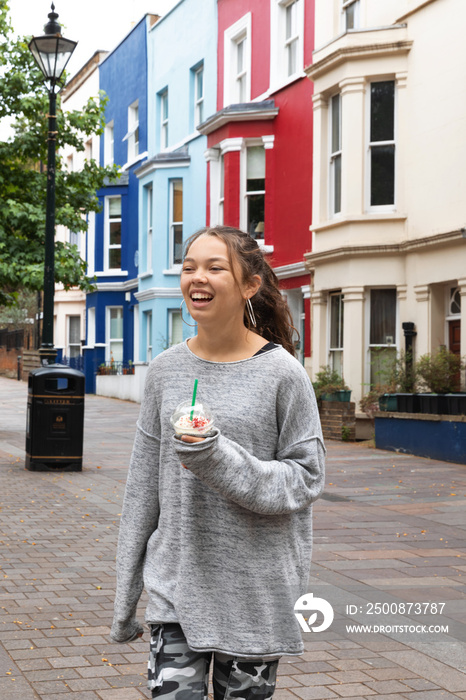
top-left (60, 354), bottom-right (85, 372)
top-left (96, 361), bottom-right (135, 376)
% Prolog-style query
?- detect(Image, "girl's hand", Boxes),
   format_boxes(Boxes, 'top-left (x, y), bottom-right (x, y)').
top-left (180, 434), bottom-right (205, 469)
top-left (180, 435), bottom-right (205, 443)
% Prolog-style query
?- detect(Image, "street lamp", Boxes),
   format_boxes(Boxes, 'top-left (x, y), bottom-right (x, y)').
top-left (28, 3), bottom-right (77, 365)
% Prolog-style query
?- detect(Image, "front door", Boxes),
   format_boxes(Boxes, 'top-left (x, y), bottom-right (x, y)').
top-left (449, 319), bottom-right (460, 355)
top-left (449, 319), bottom-right (461, 390)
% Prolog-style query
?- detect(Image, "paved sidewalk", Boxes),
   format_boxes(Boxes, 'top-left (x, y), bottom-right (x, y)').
top-left (0, 375), bottom-right (465, 700)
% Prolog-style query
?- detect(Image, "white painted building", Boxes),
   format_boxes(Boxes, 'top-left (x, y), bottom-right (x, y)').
top-left (54, 51), bottom-right (107, 359)
top-left (305, 0), bottom-right (466, 408)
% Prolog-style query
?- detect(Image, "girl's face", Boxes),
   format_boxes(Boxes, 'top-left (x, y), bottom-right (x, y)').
top-left (181, 235), bottom-right (259, 328)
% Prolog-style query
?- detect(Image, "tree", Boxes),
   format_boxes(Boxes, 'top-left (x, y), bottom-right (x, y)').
top-left (0, 0), bottom-right (119, 306)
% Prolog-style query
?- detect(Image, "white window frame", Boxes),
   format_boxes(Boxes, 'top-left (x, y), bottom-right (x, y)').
top-left (241, 142), bottom-right (266, 240)
top-left (106, 306), bottom-right (124, 363)
top-left (224, 13), bottom-right (252, 107)
top-left (329, 93), bottom-right (342, 217)
top-left (67, 315), bottom-right (81, 358)
top-left (270, 0), bottom-right (304, 91)
top-left (104, 195), bottom-right (122, 271)
top-left (366, 288), bottom-right (398, 387)
top-left (160, 89), bottom-right (168, 150)
top-left (341, 0), bottom-right (360, 32)
top-left (124, 100), bottom-right (139, 162)
top-left (104, 120), bottom-right (114, 166)
top-left (169, 179), bottom-right (183, 269)
top-left (85, 138), bottom-right (93, 161)
top-left (366, 79), bottom-right (397, 213)
top-left (194, 63), bottom-right (204, 128)
top-left (328, 291), bottom-right (344, 374)
top-left (145, 310), bottom-right (153, 361)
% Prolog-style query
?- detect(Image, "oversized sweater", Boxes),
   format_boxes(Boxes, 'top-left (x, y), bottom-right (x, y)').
top-left (111, 340), bottom-right (326, 658)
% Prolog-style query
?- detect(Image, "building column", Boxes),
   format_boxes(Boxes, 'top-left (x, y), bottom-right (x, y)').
top-left (340, 77), bottom-right (366, 215)
top-left (342, 287), bottom-right (365, 405)
top-left (310, 289), bottom-right (327, 380)
top-left (414, 284), bottom-right (430, 356)
top-left (220, 137), bottom-right (243, 229)
top-left (204, 147), bottom-right (220, 227)
top-left (311, 93), bottom-right (328, 227)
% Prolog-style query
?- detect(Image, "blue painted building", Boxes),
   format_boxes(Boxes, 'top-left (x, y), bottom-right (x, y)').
top-left (134, 0), bottom-right (217, 360)
top-left (84, 14), bottom-right (158, 391)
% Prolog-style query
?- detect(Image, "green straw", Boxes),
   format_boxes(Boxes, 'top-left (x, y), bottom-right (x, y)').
top-left (190, 379), bottom-right (198, 420)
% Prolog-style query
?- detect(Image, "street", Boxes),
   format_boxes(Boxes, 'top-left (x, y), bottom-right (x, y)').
top-left (1, 376), bottom-right (465, 699)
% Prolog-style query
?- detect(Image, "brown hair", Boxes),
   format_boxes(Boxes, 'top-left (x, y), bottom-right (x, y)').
top-left (183, 226), bottom-right (297, 356)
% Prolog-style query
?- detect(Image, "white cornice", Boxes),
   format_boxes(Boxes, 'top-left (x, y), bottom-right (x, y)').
top-left (96, 278), bottom-right (138, 292)
top-left (306, 39), bottom-right (412, 82)
top-left (273, 261), bottom-right (308, 279)
top-left (135, 287), bottom-right (183, 302)
top-left (304, 229), bottom-right (466, 266)
top-left (198, 105), bottom-right (279, 136)
top-left (136, 157), bottom-right (190, 179)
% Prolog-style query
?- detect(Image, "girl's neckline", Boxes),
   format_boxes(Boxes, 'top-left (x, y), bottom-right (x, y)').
top-left (183, 338), bottom-right (280, 365)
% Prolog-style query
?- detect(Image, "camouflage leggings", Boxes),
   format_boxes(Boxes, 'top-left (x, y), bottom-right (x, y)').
top-left (148, 623), bottom-right (280, 699)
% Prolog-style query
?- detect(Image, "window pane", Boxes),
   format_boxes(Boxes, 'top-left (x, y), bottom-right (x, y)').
top-left (370, 289), bottom-right (396, 345)
top-left (173, 225), bottom-right (183, 265)
top-left (333, 153), bottom-right (341, 214)
top-left (109, 248), bottom-right (121, 269)
top-left (110, 308), bottom-right (123, 338)
top-left (237, 39), bottom-right (244, 73)
top-left (288, 39), bottom-right (297, 76)
top-left (110, 221), bottom-right (121, 245)
top-left (371, 81), bottom-right (395, 142)
top-left (162, 92), bottom-right (168, 120)
top-left (238, 73), bottom-right (246, 102)
top-left (196, 68), bottom-right (203, 100)
top-left (330, 294), bottom-right (343, 349)
top-left (371, 145), bottom-right (395, 206)
top-left (171, 312), bottom-right (183, 345)
top-left (247, 194), bottom-right (265, 239)
top-left (370, 347), bottom-right (396, 386)
top-left (109, 197), bottom-right (121, 217)
top-left (247, 146), bottom-right (265, 180)
top-left (172, 180), bottom-right (183, 221)
top-left (450, 287), bottom-right (461, 315)
top-left (220, 155), bottom-right (224, 198)
top-left (345, 3), bottom-right (356, 30)
top-left (110, 341), bottom-right (123, 363)
top-left (69, 316), bottom-right (80, 344)
top-left (331, 94), bottom-right (340, 153)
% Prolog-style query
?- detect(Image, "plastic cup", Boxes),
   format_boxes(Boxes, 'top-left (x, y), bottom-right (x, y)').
top-left (170, 399), bottom-right (214, 436)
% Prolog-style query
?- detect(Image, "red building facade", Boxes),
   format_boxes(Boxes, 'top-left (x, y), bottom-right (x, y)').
top-left (199, 0), bottom-right (315, 366)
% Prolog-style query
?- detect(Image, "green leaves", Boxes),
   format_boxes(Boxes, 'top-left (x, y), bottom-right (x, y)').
top-left (0, 1), bottom-right (118, 304)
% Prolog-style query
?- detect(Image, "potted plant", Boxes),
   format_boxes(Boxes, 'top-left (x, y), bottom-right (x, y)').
top-left (313, 366), bottom-right (351, 402)
top-left (416, 347), bottom-right (465, 414)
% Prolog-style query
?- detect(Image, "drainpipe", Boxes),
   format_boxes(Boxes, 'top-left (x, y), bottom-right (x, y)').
top-left (402, 322), bottom-right (417, 392)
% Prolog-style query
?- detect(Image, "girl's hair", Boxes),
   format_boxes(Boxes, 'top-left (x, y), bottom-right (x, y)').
top-left (183, 226), bottom-right (298, 356)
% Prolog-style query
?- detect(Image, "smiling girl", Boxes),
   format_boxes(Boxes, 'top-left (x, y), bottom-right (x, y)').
top-left (111, 226), bottom-right (325, 699)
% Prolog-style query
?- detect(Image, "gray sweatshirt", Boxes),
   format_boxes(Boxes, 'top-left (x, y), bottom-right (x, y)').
top-left (111, 341), bottom-right (325, 658)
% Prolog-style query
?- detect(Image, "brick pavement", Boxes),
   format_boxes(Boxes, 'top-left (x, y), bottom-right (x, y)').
top-left (0, 375), bottom-right (465, 700)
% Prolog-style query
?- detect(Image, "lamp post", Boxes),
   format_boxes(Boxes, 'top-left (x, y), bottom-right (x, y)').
top-left (28, 3), bottom-right (77, 365)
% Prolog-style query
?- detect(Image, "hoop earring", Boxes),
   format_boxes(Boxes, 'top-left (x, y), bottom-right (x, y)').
top-left (180, 299), bottom-right (197, 327)
top-left (246, 298), bottom-right (257, 328)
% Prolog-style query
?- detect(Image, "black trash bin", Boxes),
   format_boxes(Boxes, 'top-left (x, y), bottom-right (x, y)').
top-left (25, 364), bottom-right (85, 472)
